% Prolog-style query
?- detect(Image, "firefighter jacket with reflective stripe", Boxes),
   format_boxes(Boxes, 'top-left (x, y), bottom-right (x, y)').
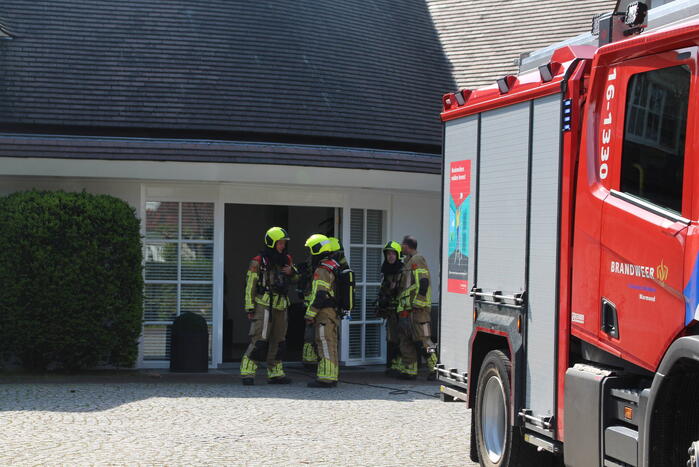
top-left (397, 253), bottom-right (431, 312)
top-left (305, 261), bottom-right (337, 319)
top-left (378, 270), bottom-right (402, 315)
top-left (244, 255), bottom-right (297, 312)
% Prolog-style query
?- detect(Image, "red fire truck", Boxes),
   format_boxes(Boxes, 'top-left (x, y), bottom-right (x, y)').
top-left (437, 1), bottom-right (699, 466)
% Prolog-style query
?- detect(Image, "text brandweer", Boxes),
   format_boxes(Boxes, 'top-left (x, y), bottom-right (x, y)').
top-left (610, 261), bottom-right (655, 279)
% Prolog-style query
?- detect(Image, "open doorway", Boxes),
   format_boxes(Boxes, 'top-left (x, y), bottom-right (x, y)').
top-left (223, 204), bottom-right (338, 362)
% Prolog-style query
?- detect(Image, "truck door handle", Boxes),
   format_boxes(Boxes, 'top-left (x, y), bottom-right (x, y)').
top-left (601, 298), bottom-right (619, 339)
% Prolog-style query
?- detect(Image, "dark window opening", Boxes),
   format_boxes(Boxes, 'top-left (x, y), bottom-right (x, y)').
top-left (620, 65), bottom-right (690, 214)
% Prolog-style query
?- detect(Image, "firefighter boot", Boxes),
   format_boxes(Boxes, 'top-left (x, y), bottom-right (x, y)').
top-left (425, 348), bottom-right (438, 381)
top-left (396, 339), bottom-right (418, 380)
top-left (302, 323), bottom-right (319, 369)
top-left (267, 361), bottom-right (291, 384)
top-left (385, 342), bottom-right (401, 377)
top-left (396, 352), bottom-right (420, 380)
top-left (240, 354), bottom-right (258, 385)
top-left (387, 356), bottom-right (404, 378)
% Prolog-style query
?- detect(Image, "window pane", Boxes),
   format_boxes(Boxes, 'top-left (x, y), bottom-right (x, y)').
top-left (621, 65), bottom-right (690, 213)
top-left (144, 243), bottom-right (178, 281)
top-left (142, 325), bottom-right (171, 360)
top-left (349, 324), bottom-right (362, 359)
top-left (350, 247), bottom-right (364, 283)
top-left (365, 324), bottom-right (381, 358)
top-left (182, 202), bottom-right (214, 240)
top-left (145, 201), bottom-right (179, 240)
top-left (351, 285), bottom-right (363, 321)
top-left (366, 248), bottom-right (382, 283)
top-left (181, 284), bottom-right (213, 321)
top-left (181, 243), bottom-right (213, 281)
top-left (365, 285), bottom-right (380, 320)
top-left (144, 284), bottom-right (177, 321)
top-left (366, 210), bottom-right (383, 244)
top-left (350, 209), bottom-right (364, 244)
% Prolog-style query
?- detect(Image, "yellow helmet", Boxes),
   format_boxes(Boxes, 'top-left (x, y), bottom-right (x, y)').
top-left (383, 241), bottom-right (402, 256)
top-left (328, 237), bottom-right (343, 252)
top-left (305, 234), bottom-right (332, 255)
top-left (265, 227), bottom-right (290, 248)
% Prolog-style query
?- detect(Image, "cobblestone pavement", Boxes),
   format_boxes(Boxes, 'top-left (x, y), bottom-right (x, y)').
top-left (0, 375), bottom-right (477, 466)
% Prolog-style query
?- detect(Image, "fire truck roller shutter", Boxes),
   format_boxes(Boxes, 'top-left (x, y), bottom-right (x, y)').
top-left (440, 114), bottom-right (479, 378)
top-left (525, 94), bottom-right (562, 423)
top-left (477, 101), bottom-right (529, 296)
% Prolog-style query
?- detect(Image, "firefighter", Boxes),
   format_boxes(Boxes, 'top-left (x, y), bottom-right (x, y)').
top-left (396, 235), bottom-right (438, 380)
top-left (300, 237), bottom-right (347, 368)
top-left (240, 227), bottom-right (298, 385)
top-left (304, 234), bottom-right (341, 388)
top-left (378, 241), bottom-right (403, 376)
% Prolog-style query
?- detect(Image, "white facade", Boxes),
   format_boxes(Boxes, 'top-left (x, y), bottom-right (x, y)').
top-left (0, 156), bottom-right (441, 368)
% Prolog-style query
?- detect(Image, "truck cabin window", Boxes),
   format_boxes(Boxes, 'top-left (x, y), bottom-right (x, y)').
top-left (620, 65), bottom-right (690, 214)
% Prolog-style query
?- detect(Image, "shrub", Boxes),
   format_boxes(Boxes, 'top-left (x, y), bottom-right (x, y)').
top-left (0, 190), bottom-right (143, 370)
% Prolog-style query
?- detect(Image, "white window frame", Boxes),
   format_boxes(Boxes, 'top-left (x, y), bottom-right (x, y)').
top-left (142, 200), bottom-right (215, 365)
top-left (342, 208), bottom-right (387, 365)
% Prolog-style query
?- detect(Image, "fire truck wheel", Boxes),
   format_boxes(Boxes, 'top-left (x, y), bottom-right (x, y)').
top-left (474, 350), bottom-right (529, 467)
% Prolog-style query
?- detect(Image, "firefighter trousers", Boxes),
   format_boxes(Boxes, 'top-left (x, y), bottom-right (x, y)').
top-left (397, 308), bottom-right (437, 376)
top-left (385, 312), bottom-right (401, 371)
top-left (314, 307), bottom-right (339, 382)
top-left (240, 304), bottom-right (288, 379)
top-left (302, 322), bottom-right (319, 365)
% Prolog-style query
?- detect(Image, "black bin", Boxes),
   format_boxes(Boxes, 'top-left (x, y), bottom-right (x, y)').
top-left (170, 312), bottom-right (209, 372)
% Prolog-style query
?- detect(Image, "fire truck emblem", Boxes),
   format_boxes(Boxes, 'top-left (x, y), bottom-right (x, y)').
top-left (656, 260), bottom-right (668, 282)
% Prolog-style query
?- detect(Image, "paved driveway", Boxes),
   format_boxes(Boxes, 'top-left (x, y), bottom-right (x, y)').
top-left (0, 374), bottom-right (476, 466)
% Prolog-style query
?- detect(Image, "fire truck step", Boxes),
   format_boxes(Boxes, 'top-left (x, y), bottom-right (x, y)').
top-left (604, 425), bottom-right (638, 467)
top-left (439, 385), bottom-right (467, 402)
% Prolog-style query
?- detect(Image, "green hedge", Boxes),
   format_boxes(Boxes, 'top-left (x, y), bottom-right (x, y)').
top-left (0, 190), bottom-right (143, 370)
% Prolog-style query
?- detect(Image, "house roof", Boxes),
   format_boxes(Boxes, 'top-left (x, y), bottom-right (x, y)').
top-left (0, 1), bottom-right (455, 153)
top-left (0, 133), bottom-right (441, 174)
top-left (426, 0), bottom-right (617, 90)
